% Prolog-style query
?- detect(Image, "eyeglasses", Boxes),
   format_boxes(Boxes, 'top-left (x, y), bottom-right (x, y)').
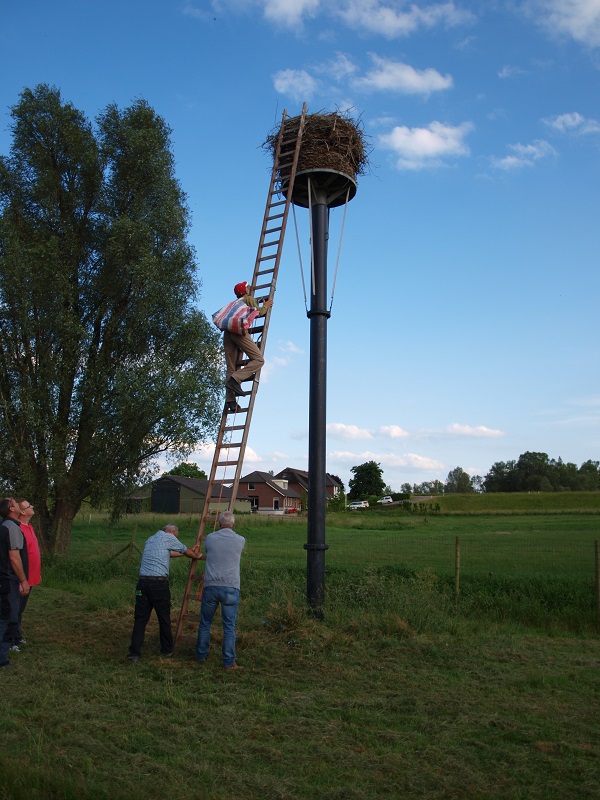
top-left (20, 504), bottom-right (32, 511)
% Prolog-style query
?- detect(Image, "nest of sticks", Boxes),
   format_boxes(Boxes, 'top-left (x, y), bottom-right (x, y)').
top-left (264, 110), bottom-right (370, 183)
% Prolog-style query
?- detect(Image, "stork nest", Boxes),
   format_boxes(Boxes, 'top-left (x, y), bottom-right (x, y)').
top-left (263, 110), bottom-right (370, 183)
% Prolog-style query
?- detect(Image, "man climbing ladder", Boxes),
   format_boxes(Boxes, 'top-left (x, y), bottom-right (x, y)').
top-left (220, 280), bottom-right (273, 412)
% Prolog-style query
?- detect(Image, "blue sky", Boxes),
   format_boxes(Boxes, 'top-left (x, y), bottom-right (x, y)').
top-left (2, 1), bottom-right (599, 491)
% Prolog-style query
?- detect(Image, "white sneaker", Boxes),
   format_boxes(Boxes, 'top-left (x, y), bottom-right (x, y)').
top-left (9, 644), bottom-right (21, 652)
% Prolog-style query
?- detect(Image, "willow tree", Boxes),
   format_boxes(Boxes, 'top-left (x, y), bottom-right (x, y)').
top-left (0, 85), bottom-right (223, 552)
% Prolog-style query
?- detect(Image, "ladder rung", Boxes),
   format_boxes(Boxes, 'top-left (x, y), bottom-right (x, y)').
top-left (219, 442), bottom-right (242, 449)
top-left (259, 254), bottom-right (277, 261)
top-left (257, 268), bottom-right (275, 276)
top-left (265, 226), bottom-right (283, 235)
top-left (224, 424), bottom-right (246, 432)
top-left (259, 240), bottom-right (281, 249)
top-left (216, 460), bottom-right (241, 467)
top-left (267, 213), bottom-right (284, 222)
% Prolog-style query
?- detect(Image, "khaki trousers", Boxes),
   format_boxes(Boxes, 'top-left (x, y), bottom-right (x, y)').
top-left (223, 331), bottom-right (264, 401)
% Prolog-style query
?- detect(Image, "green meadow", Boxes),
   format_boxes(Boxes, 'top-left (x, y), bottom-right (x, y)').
top-left (1, 498), bottom-right (599, 799)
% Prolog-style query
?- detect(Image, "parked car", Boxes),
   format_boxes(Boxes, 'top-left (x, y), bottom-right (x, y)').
top-left (348, 500), bottom-right (369, 509)
top-left (377, 496), bottom-right (393, 504)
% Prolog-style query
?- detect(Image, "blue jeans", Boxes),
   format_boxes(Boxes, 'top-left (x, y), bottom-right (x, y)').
top-left (196, 585), bottom-right (240, 667)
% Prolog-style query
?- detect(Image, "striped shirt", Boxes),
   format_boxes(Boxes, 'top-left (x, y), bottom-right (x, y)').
top-left (139, 531), bottom-right (187, 577)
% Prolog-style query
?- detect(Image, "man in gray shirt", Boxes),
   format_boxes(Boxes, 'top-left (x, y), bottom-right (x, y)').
top-left (0, 498), bottom-right (29, 669)
top-left (196, 511), bottom-right (245, 670)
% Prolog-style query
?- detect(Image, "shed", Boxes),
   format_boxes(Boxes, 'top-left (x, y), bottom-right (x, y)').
top-left (151, 475), bottom-right (250, 515)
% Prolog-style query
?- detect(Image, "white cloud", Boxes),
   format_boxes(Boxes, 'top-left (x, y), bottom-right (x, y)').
top-left (260, 338), bottom-right (304, 380)
top-left (315, 52), bottom-right (359, 81)
top-left (446, 423), bottom-right (504, 438)
top-left (335, 0), bottom-right (474, 38)
top-left (353, 55), bottom-right (453, 95)
top-left (264, 0), bottom-right (320, 27)
top-left (329, 449), bottom-right (445, 471)
top-left (379, 120), bottom-right (473, 170)
top-left (327, 422), bottom-right (374, 439)
top-left (186, 0), bottom-right (474, 36)
top-left (498, 64), bottom-right (526, 78)
top-left (376, 424), bottom-right (410, 439)
top-left (401, 453), bottom-right (445, 470)
top-left (490, 139), bottom-right (557, 170)
top-left (326, 422), bottom-right (410, 440)
top-left (238, 446), bottom-right (262, 463)
top-left (271, 450), bottom-right (290, 459)
top-left (273, 68), bottom-right (318, 101)
top-left (369, 114), bottom-right (398, 128)
top-left (278, 339), bottom-right (304, 354)
top-left (525, 0), bottom-right (600, 48)
top-left (544, 111), bottom-right (600, 134)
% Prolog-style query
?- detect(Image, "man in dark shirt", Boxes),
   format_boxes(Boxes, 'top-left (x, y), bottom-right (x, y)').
top-left (0, 497), bottom-right (29, 669)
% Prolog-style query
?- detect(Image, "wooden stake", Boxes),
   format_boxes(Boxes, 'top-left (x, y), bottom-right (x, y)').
top-left (595, 540), bottom-right (600, 633)
top-left (455, 536), bottom-right (461, 601)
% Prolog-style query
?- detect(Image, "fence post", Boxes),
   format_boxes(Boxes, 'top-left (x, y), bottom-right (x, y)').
top-left (595, 540), bottom-right (599, 633)
top-left (454, 536), bottom-right (460, 601)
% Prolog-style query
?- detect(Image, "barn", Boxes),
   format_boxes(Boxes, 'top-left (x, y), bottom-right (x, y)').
top-left (150, 475), bottom-right (250, 515)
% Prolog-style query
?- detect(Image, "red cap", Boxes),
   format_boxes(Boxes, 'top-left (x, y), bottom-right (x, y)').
top-left (234, 281), bottom-right (249, 297)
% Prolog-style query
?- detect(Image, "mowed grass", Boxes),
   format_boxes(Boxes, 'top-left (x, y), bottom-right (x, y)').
top-left (1, 508), bottom-right (599, 799)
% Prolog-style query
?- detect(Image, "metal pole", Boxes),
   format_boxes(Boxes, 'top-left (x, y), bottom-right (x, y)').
top-left (304, 191), bottom-right (330, 617)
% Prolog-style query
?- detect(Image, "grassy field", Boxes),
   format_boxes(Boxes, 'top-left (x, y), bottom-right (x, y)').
top-left (1, 506), bottom-right (599, 799)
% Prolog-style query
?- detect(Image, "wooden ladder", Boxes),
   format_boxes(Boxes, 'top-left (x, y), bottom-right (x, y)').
top-left (174, 104), bottom-right (307, 648)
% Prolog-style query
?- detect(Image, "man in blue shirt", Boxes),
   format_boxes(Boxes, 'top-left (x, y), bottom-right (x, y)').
top-left (196, 511), bottom-right (245, 670)
top-left (128, 524), bottom-right (202, 662)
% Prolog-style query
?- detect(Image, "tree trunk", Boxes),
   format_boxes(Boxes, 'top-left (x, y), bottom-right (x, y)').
top-left (50, 502), bottom-right (76, 554)
top-left (35, 497), bottom-right (76, 554)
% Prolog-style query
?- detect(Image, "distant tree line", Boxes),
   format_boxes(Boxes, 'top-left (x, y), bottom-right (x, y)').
top-left (482, 452), bottom-right (600, 493)
top-left (347, 452), bottom-right (600, 502)
top-left (397, 452), bottom-right (600, 495)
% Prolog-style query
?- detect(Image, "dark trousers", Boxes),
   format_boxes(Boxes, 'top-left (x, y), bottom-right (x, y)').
top-left (2, 588), bottom-right (31, 644)
top-left (129, 577), bottom-right (173, 657)
top-left (0, 581), bottom-right (20, 663)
